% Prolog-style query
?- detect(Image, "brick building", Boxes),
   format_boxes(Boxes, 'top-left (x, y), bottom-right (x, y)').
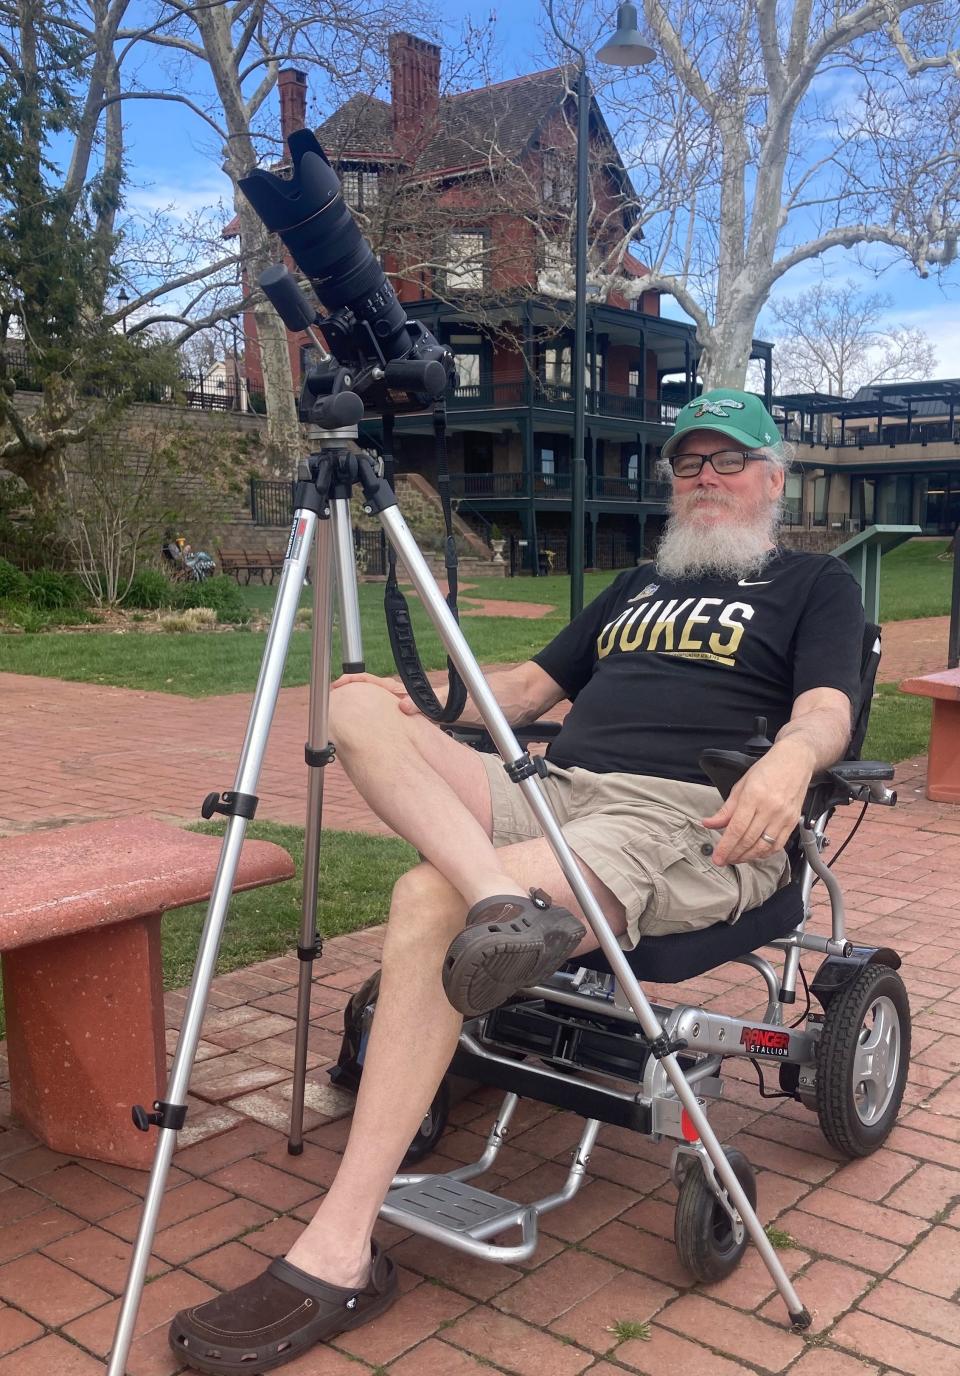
top-left (241, 37), bottom-right (774, 570)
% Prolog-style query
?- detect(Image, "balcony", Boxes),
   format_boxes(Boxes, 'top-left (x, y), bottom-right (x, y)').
top-left (447, 378), bottom-right (681, 425)
top-left (449, 473), bottom-right (671, 503)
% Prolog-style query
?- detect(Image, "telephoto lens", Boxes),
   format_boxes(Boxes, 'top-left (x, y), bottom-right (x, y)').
top-left (239, 130), bottom-right (415, 369)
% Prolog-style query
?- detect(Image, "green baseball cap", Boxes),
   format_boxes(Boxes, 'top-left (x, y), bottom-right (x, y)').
top-left (661, 388), bottom-right (781, 459)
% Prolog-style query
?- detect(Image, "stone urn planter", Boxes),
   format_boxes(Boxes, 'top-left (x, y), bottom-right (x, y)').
top-left (490, 538), bottom-right (507, 564)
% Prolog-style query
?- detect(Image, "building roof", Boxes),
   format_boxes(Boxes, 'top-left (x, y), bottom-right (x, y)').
top-left (315, 66), bottom-right (630, 187)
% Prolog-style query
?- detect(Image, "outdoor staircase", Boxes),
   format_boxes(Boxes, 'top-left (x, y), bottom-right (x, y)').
top-left (218, 472), bottom-right (502, 579)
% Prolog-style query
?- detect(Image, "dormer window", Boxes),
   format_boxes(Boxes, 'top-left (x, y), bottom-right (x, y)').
top-left (341, 169), bottom-right (379, 211)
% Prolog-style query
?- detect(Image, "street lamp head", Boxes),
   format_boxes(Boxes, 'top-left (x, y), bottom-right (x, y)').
top-left (596, 3), bottom-right (655, 67)
top-left (117, 287), bottom-right (129, 306)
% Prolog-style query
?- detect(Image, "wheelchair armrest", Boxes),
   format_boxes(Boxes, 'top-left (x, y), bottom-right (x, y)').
top-left (700, 747), bottom-right (896, 814)
top-left (821, 760), bottom-right (896, 807)
top-left (446, 720), bottom-right (563, 753)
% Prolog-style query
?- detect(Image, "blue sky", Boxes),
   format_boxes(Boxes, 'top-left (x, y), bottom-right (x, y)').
top-left (115, 0), bottom-right (960, 380)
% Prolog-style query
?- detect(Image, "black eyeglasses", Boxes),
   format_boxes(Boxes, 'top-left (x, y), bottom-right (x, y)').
top-left (669, 449), bottom-right (769, 478)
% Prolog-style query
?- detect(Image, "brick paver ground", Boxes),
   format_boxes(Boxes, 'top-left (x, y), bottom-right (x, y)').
top-left (0, 616), bottom-right (957, 1373)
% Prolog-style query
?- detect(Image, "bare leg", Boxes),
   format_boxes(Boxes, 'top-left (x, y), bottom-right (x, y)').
top-left (285, 838), bottom-right (626, 1285)
top-left (329, 680), bottom-right (524, 908)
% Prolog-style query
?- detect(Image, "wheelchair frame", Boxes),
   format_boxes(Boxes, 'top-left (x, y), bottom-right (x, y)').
top-left (379, 678), bottom-right (912, 1306)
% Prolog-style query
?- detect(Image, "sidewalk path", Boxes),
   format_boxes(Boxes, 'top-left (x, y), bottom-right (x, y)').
top-left (0, 615), bottom-right (949, 837)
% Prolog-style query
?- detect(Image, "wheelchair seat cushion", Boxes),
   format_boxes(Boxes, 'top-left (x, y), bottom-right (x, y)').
top-left (574, 881), bottom-right (805, 984)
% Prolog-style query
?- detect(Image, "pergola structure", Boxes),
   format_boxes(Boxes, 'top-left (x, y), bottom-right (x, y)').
top-left (774, 381), bottom-right (960, 448)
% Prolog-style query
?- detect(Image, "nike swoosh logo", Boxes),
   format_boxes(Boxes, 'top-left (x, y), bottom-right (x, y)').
top-left (737, 579), bottom-right (773, 586)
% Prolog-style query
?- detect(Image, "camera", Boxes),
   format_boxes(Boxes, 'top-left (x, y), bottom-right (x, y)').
top-left (239, 130), bottom-right (455, 426)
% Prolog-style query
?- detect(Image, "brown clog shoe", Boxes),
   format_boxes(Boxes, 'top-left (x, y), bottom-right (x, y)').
top-left (442, 888), bottom-right (586, 1018)
top-left (168, 1241), bottom-right (397, 1374)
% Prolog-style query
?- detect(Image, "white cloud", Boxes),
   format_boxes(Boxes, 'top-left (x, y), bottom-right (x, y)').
top-left (126, 172), bottom-right (234, 221)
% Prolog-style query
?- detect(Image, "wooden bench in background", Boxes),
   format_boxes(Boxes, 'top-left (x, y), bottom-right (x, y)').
top-left (900, 667), bottom-right (960, 803)
top-left (217, 547), bottom-right (277, 584)
top-left (0, 818), bottom-right (294, 1167)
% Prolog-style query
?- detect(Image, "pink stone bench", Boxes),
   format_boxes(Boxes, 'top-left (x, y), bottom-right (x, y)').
top-left (0, 817), bottom-right (295, 1168)
top-left (900, 667), bottom-right (960, 803)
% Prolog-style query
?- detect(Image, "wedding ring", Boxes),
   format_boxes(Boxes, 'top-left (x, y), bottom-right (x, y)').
top-left (760, 831), bottom-right (776, 845)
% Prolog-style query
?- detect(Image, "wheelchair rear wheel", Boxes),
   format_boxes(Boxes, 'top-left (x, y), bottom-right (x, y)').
top-left (815, 964), bottom-right (911, 1158)
top-left (674, 1148), bottom-right (756, 1283)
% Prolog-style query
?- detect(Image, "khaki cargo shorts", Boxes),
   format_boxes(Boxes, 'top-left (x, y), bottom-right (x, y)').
top-left (480, 756), bottom-right (788, 949)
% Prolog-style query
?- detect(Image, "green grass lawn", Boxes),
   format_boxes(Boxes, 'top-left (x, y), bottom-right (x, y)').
top-left (879, 537), bottom-right (954, 621)
top-left (163, 821), bottom-right (415, 989)
top-left (0, 543), bottom-right (952, 698)
top-left (0, 573), bottom-right (620, 695)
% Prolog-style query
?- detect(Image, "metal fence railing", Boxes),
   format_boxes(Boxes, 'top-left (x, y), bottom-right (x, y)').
top-left (3, 345), bottom-right (266, 415)
top-left (250, 479), bottom-right (296, 527)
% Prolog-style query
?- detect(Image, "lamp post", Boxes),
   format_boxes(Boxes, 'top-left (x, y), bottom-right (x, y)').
top-left (117, 287), bottom-right (129, 334)
top-left (545, 2), bottom-right (654, 617)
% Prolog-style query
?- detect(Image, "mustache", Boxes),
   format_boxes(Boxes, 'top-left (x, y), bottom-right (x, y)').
top-left (673, 488), bottom-right (739, 511)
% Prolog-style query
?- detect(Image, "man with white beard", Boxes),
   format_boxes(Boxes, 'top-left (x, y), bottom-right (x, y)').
top-left (171, 388), bottom-right (865, 1373)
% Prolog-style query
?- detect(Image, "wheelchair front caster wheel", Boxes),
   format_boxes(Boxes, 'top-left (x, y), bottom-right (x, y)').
top-left (401, 1079), bottom-right (450, 1165)
top-left (674, 1147), bottom-right (756, 1284)
top-left (815, 964), bottom-right (911, 1158)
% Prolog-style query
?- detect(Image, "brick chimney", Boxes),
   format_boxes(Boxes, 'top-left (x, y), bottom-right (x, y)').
top-left (278, 69), bottom-right (307, 146)
top-left (389, 32), bottom-right (441, 150)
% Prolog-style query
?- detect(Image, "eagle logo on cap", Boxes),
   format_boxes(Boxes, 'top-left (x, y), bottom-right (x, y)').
top-left (692, 398), bottom-right (746, 419)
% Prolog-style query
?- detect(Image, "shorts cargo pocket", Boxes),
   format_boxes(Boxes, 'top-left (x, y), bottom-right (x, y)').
top-left (624, 820), bottom-right (742, 938)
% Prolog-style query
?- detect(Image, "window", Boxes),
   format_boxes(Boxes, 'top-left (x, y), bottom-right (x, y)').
top-left (450, 333), bottom-right (482, 391)
top-left (541, 237), bottom-right (571, 277)
top-left (341, 169), bottom-right (379, 211)
top-left (543, 346), bottom-right (572, 387)
top-left (542, 150), bottom-right (574, 207)
top-left (539, 446), bottom-right (556, 486)
top-left (626, 451), bottom-right (638, 482)
top-left (445, 232), bottom-right (486, 292)
top-left (542, 345), bottom-right (602, 391)
top-left (628, 367), bottom-right (640, 399)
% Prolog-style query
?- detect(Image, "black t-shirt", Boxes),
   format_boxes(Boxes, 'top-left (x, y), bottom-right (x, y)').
top-left (532, 549), bottom-right (865, 785)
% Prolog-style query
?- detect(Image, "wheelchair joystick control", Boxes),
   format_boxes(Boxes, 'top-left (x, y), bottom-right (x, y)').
top-left (745, 717), bottom-right (774, 755)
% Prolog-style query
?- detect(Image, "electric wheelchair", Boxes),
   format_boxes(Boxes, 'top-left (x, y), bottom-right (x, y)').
top-left (345, 622), bottom-right (911, 1309)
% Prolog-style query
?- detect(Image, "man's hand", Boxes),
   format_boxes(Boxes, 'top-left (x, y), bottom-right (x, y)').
top-left (702, 687), bottom-right (852, 867)
top-left (330, 672), bottom-right (419, 715)
top-left (702, 738), bottom-right (816, 866)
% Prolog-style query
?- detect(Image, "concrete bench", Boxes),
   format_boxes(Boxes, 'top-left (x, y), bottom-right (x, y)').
top-left (900, 667), bottom-right (960, 803)
top-left (0, 817), bottom-right (294, 1168)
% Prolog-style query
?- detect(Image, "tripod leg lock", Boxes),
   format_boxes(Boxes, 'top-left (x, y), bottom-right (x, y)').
top-left (297, 937), bottom-right (323, 962)
top-left (131, 1100), bottom-right (188, 1133)
top-left (504, 753), bottom-right (549, 784)
top-left (305, 743), bottom-right (336, 767)
top-left (642, 1033), bottom-right (689, 1061)
top-left (201, 790), bottom-right (259, 821)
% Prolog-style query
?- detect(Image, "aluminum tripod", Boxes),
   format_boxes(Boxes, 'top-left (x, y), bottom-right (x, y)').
top-left (108, 432), bottom-right (809, 1374)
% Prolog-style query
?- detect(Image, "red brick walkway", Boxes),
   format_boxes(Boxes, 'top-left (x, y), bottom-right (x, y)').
top-left (0, 620), bottom-right (956, 1373)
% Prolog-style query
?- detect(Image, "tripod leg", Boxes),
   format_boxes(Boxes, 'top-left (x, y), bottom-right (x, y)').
top-left (107, 511), bottom-right (317, 1376)
top-left (288, 519), bottom-right (337, 1153)
top-left (374, 499), bottom-right (810, 1330)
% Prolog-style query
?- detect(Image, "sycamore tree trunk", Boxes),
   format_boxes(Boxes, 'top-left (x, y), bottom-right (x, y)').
top-left (194, 6), bottom-right (302, 473)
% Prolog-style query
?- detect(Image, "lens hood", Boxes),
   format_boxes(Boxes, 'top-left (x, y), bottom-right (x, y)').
top-left (239, 131), bottom-right (340, 234)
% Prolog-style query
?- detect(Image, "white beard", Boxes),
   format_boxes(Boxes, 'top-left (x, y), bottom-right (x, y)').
top-left (655, 488), bottom-right (782, 582)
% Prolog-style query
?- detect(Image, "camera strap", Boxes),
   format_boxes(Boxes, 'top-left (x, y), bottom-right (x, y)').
top-left (383, 405), bottom-right (468, 723)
